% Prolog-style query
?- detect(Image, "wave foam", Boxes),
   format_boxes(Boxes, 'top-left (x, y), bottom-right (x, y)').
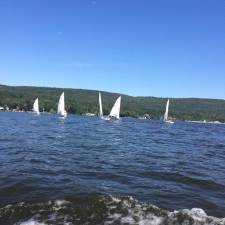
top-left (105, 196), bottom-right (225, 225)
top-left (0, 196), bottom-right (224, 225)
top-left (19, 219), bottom-right (46, 225)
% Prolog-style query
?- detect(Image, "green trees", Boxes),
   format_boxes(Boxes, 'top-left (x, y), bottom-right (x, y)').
top-left (0, 84), bottom-right (225, 122)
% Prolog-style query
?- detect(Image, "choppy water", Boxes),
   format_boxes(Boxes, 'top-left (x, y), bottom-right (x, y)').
top-left (0, 112), bottom-right (225, 225)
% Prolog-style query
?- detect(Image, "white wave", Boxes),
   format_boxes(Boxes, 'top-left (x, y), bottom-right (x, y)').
top-left (0, 196), bottom-right (224, 225)
top-left (52, 200), bottom-right (69, 211)
top-left (105, 196), bottom-right (225, 225)
top-left (19, 219), bottom-right (46, 225)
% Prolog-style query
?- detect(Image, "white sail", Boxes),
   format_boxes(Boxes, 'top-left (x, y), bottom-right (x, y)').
top-left (57, 92), bottom-right (67, 117)
top-left (164, 99), bottom-right (170, 121)
top-left (33, 98), bottom-right (40, 115)
top-left (99, 92), bottom-right (103, 117)
top-left (109, 96), bottom-right (121, 119)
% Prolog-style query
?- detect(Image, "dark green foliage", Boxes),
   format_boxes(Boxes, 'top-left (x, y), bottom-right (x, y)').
top-left (0, 84), bottom-right (225, 122)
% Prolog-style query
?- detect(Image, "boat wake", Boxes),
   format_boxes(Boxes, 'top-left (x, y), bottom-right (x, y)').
top-left (0, 195), bottom-right (225, 225)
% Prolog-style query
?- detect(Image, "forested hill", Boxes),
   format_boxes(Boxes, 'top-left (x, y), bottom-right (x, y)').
top-left (0, 84), bottom-right (225, 122)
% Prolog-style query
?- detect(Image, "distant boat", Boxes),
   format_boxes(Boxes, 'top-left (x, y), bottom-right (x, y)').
top-left (98, 92), bottom-right (110, 121)
top-left (164, 99), bottom-right (174, 124)
top-left (99, 92), bottom-right (103, 118)
top-left (138, 116), bottom-right (147, 120)
top-left (109, 96), bottom-right (121, 120)
top-left (57, 92), bottom-right (67, 117)
top-left (85, 113), bottom-right (95, 117)
top-left (33, 98), bottom-right (40, 115)
top-left (138, 114), bottom-right (151, 120)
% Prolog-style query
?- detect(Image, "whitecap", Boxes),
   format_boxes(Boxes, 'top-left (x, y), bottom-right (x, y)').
top-left (19, 219), bottom-right (46, 225)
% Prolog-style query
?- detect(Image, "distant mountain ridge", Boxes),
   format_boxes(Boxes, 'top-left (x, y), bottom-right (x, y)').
top-left (0, 84), bottom-right (225, 122)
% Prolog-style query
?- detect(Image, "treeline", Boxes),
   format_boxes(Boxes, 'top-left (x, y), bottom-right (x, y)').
top-left (0, 84), bottom-right (225, 122)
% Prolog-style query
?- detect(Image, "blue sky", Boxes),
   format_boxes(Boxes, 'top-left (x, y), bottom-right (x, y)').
top-left (0, 0), bottom-right (225, 99)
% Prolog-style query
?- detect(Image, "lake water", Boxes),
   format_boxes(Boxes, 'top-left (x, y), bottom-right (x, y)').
top-left (0, 112), bottom-right (225, 225)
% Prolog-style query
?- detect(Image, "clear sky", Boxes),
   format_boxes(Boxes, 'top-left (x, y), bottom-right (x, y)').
top-left (0, 0), bottom-right (225, 99)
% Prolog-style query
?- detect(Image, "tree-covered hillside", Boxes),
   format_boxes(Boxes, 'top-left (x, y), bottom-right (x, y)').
top-left (0, 84), bottom-right (225, 122)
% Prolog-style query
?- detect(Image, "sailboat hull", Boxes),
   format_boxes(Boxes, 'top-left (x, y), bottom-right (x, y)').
top-left (109, 116), bottom-right (120, 120)
top-left (165, 120), bottom-right (174, 124)
top-left (101, 116), bottom-right (111, 121)
top-left (100, 116), bottom-right (120, 121)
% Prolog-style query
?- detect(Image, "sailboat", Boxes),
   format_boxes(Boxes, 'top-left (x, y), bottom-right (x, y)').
top-left (98, 92), bottom-right (110, 120)
top-left (109, 96), bottom-right (121, 120)
top-left (164, 99), bottom-right (174, 124)
top-left (99, 92), bottom-right (103, 118)
top-left (33, 98), bottom-right (40, 115)
top-left (57, 92), bottom-right (67, 117)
